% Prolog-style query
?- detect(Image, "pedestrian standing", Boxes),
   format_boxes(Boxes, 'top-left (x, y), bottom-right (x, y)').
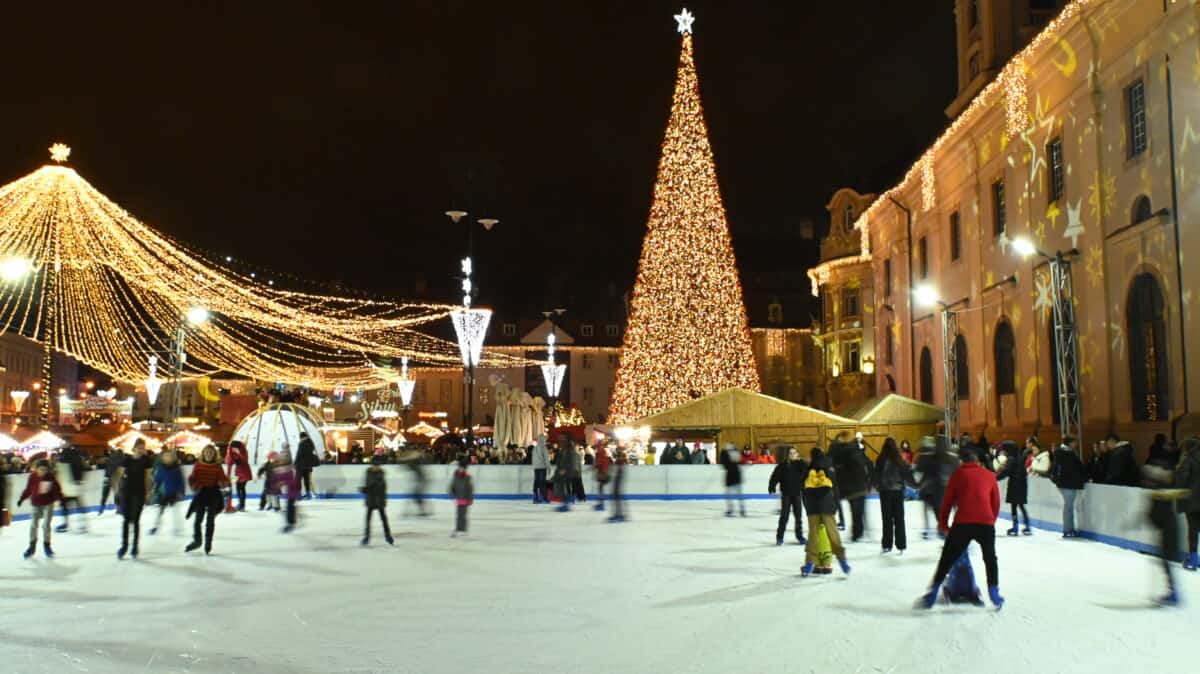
top-left (361, 458), bottom-right (393, 545)
top-left (801, 448), bottom-right (850, 576)
top-left (1176, 437), bottom-right (1200, 571)
top-left (186, 445), bottom-right (229, 554)
top-left (768, 446), bottom-right (807, 546)
top-left (295, 432), bottom-right (319, 499)
top-left (17, 459), bottom-right (62, 559)
top-left (450, 457), bottom-right (474, 536)
top-left (553, 437), bottom-right (581, 513)
top-left (997, 439), bottom-right (1032, 536)
top-left (531, 434), bottom-right (550, 504)
top-left (117, 440), bottom-right (153, 560)
top-left (876, 438), bottom-right (917, 553)
top-left (1051, 436), bottom-right (1087, 538)
top-left (916, 448), bottom-right (1004, 610)
top-left (150, 449), bottom-right (185, 536)
top-left (831, 431), bottom-right (873, 542)
top-left (719, 443), bottom-right (745, 517)
top-left (257, 454), bottom-right (275, 510)
top-left (224, 440), bottom-right (253, 512)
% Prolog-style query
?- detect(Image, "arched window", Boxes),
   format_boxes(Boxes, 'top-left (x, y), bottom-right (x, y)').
top-left (1131, 195), bottom-right (1153, 224)
top-left (954, 334), bottom-right (970, 400)
top-left (994, 321), bottom-right (1016, 395)
top-left (920, 346), bottom-right (934, 404)
top-left (1128, 273), bottom-right (1169, 421)
top-left (843, 203), bottom-right (855, 232)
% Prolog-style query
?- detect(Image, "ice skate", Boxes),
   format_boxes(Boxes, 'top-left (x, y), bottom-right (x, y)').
top-left (1154, 591), bottom-right (1179, 607)
top-left (556, 504), bottom-right (570, 513)
top-left (838, 558), bottom-right (851, 574)
top-left (776, 537), bottom-right (784, 546)
top-left (881, 546), bottom-right (892, 553)
top-left (130, 545), bottom-right (138, 559)
top-left (43, 543), bottom-right (54, 558)
top-left (801, 562), bottom-right (814, 577)
top-left (1006, 527), bottom-right (1019, 536)
top-left (915, 584), bottom-right (941, 610)
top-left (988, 585), bottom-right (1005, 610)
top-left (1022, 527), bottom-right (1032, 536)
top-left (23, 544), bottom-right (35, 559)
top-left (117, 545), bottom-right (128, 559)
top-left (593, 502), bottom-right (605, 512)
top-left (149, 527), bottom-right (158, 536)
top-left (361, 536), bottom-right (370, 546)
top-left (55, 523), bottom-right (68, 533)
top-left (185, 540), bottom-right (201, 553)
top-left (607, 514), bottom-right (626, 523)
top-left (282, 524), bottom-right (295, 533)
top-left (1184, 553), bottom-right (1198, 571)
top-left (385, 534), bottom-right (394, 545)
top-left (796, 535), bottom-right (807, 545)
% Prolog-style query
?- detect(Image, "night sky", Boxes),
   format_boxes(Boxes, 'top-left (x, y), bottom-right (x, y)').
top-left (2, 1), bottom-right (956, 318)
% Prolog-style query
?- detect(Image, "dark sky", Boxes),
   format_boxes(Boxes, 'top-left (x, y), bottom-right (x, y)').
top-left (1, 1), bottom-right (956, 317)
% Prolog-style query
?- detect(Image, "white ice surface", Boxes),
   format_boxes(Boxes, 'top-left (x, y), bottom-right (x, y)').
top-left (0, 498), bottom-right (1194, 674)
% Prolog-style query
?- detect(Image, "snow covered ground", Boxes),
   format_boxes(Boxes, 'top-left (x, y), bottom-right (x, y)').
top-left (0, 497), bottom-right (1194, 674)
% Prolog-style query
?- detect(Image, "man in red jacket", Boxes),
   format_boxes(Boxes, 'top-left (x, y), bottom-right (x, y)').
top-left (917, 448), bottom-right (1004, 609)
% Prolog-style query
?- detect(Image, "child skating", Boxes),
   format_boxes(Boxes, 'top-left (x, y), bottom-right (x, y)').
top-left (449, 458), bottom-right (473, 537)
top-left (150, 449), bottom-right (185, 536)
top-left (273, 448), bottom-right (300, 533)
top-left (801, 448), bottom-right (850, 577)
top-left (17, 459), bottom-right (62, 559)
top-left (361, 458), bottom-right (393, 545)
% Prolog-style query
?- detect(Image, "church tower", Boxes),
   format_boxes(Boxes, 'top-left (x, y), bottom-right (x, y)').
top-left (946, 0), bottom-right (1069, 118)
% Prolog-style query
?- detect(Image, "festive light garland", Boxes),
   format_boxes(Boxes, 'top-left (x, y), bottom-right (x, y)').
top-left (608, 17), bottom-right (760, 425)
top-left (0, 156), bottom-right (530, 389)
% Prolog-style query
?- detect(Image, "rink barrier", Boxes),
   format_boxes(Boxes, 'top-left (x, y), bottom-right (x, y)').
top-left (2, 467), bottom-right (1183, 558)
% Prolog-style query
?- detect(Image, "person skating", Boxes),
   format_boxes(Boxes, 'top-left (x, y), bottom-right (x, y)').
top-left (997, 439), bottom-right (1031, 535)
top-left (531, 434), bottom-right (550, 504)
top-left (117, 439), bottom-right (153, 559)
top-left (607, 446), bottom-right (629, 523)
top-left (553, 437), bottom-right (580, 513)
top-left (1176, 437), bottom-right (1200, 571)
top-left (273, 449), bottom-right (301, 532)
top-left (719, 442), bottom-right (745, 517)
top-left (914, 436), bottom-right (958, 539)
top-left (150, 449), bottom-right (185, 536)
top-left (876, 437), bottom-right (917, 553)
top-left (398, 447), bottom-right (430, 516)
top-left (295, 432), bottom-right (319, 499)
top-left (98, 448), bottom-right (123, 515)
top-left (361, 457), bottom-right (393, 545)
top-left (449, 457), bottom-right (474, 536)
top-left (593, 443), bottom-right (612, 512)
top-left (768, 446), bottom-right (807, 545)
top-left (54, 445), bottom-right (88, 533)
top-left (186, 445), bottom-right (229, 554)
top-left (1143, 460), bottom-right (1187, 606)
top-left (1051, 436), bottom-right (1087, 538)
top-left (17, 459), bottom-right (62, 559)
top-left (801, 448), bottom-right (849, 576)
top-left (831, 431), bottom-right (873, 542)
top-left (224, 440), bottom-right (253, 512)
top-left (916, 448), bottom-right (1003, 610)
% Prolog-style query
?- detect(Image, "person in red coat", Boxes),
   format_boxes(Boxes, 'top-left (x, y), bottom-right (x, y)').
top-left (224, 440), bottom-right (253, 512)
top-left (17, 459), bottom-right (63, 559)
top-left (187, 446), bottom-right (230, 554)
top-left (916, 448), bottom-right (1005, 609)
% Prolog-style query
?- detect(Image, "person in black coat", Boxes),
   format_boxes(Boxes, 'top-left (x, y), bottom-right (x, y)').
top-left (1175, 437), bottom-right (1200, 571)
top-left (996, 439), bottom-right (1031, 535)
top-left (1104, 435), bottom-right (1140, 487)
top-left (360, 458), bottom-right (393, 546)
top-left (801, 448), bottom-right (849, 576)
top-left (768, 446), bottom-right (808, 545)
top-left (295, 432), bottom-right (319, 499)
top-left (875, 438), bottom-right (917, 553)
top-left (1051, 437), bottom-right (1087, 538)
top-left (830, 432), bottom-right (873, 542)
top-left (55, 445), bottom-right (88, 533)
top-left (914, 437), bottom-right (958, 538)
top-left (99, 448), bottom-right (123, 514)
top-left (719, 443), bottom-right (745, 517)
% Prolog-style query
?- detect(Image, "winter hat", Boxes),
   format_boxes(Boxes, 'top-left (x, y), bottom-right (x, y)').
top-left (267, 451), bottom-right (279, 461)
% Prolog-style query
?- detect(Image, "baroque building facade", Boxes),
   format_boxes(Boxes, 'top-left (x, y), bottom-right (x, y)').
top-left (812, 0), bottom-right (1200, 453)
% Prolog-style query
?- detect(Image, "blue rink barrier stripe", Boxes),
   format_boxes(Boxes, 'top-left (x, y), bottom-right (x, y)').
top-left (995, 511), bottom-right (1165, 557)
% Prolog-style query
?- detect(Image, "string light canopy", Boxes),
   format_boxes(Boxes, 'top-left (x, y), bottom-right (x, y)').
top-left (608, 11), bottom-right (760, 424)
top-left (0, 146), bottom-right (530, 389)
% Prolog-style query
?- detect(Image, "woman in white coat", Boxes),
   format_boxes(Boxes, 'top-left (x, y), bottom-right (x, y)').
top-left (532, 434), bottom-right (550, 504)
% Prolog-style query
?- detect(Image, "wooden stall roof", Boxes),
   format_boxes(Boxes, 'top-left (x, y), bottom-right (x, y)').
top-left (847, 394), bottom-right (944, 424)
top-left (636, 388), bottom-right (856, 429)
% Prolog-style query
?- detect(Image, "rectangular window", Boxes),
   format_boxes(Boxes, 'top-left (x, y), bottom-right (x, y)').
top-left (949, 212), bottom-right (962, 261)
top-left (1047, 137), bottom-right (1064, 203)
top-left (580, 324), bottom-right (594, 337)
top-left (883, 259), bottom-right (892, 297)
top-left (885, 325), bottom-right (894, 366)
top-left (841, 289), bottom-right (860, 318)
top-left (918, 236), bottom-right (929, 279)
top-left (582, 354), bottom-right (593, 370)
top-left (502, 323), bottom-right (516, 337)
top-left (606, 353), bottom-right (619, 369)
top-left (822, 289), bottom-right (834, 325)
top-left (415, 381), bottom-right (427, 403)
top-left (439, 380), bottom-right (452, 403)
top-left (843, 341), bottom-right (861, 374)
top-left (1126, 79), bottom-right (1147, 157)
top-left (582, 387), bottom-right (594, 403)
top-left (992, 179), bottom-right (1006, 237)
top-left (605, 324), bottom-right (618, 337)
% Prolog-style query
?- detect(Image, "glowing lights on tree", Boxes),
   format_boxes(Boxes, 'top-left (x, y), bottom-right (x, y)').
top-left (608, 12), bottom-right (761, 424)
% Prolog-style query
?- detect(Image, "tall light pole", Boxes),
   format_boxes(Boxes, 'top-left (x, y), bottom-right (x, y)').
top-left (541, 308), bottom-right (566, 425)
top-left (447, 210), bottom-right (498, 449)
top-left (914, 284), bottom-right (962, 445)
top-left (170, 305), bottom-right (209, 429)
top-left (1012, 238), bottom-right (1081, 451)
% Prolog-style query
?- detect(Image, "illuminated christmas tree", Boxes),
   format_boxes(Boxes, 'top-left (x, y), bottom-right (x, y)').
top-left (609, 9), bottom-right (760, 424)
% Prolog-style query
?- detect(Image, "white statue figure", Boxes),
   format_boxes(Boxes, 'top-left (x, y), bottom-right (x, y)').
top-left (531, 396), bottom-right (546, 442)
top-left (493, 381), bottom-right (511, 450)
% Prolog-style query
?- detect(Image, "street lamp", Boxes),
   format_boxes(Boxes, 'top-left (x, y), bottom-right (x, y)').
top-left (171, 305), bottom-right (209, 429)
top-left (914, 284), bottom-right (960, 444)
top-left (447, 209), bottom-right (498, 449)
top-left (1010, 236), bottom-right (1081, 451)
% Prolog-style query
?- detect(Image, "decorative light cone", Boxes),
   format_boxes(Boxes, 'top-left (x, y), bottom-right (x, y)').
top-left (10, 390), bottom-right (29, 412)
top-left (397, 379), bottom-right (416, 407)
top-left (541, 362), bottom-right (567, 398)
top-left (451, 308), bottom-right (492, 367)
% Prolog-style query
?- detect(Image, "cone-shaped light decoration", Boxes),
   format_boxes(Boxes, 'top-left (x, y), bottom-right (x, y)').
top-left (540, 332), bottom-right (567, 398)
top-left (608, 11), bottom-right (760, 424)
top-left (144, 356), bottom-right (163, 406)
top-left (397, 356), bottom-right (416, 407)
top-left (451, 308), bottom-right (492, 367)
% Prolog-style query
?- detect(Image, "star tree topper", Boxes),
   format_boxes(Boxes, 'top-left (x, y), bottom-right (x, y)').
top-left (49, 142), bottom-right (71, 163)
top-left (674, 8), bottom-right (695, 34)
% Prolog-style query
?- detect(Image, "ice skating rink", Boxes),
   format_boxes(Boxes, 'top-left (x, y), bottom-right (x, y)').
top-left (0, 497), bottom-right (1193, 674)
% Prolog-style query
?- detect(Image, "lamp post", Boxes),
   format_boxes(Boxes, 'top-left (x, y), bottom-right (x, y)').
top-left (447, 210), bottom-right (498, 450)
top-left (1012, 238), bottom-right (1082, 450)
top-left (541, 308), bottom-right (566, 425)
top-left (914, 284), bottom-right (960, 445)
top-left (170, 306), bottom-right (209, 430)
